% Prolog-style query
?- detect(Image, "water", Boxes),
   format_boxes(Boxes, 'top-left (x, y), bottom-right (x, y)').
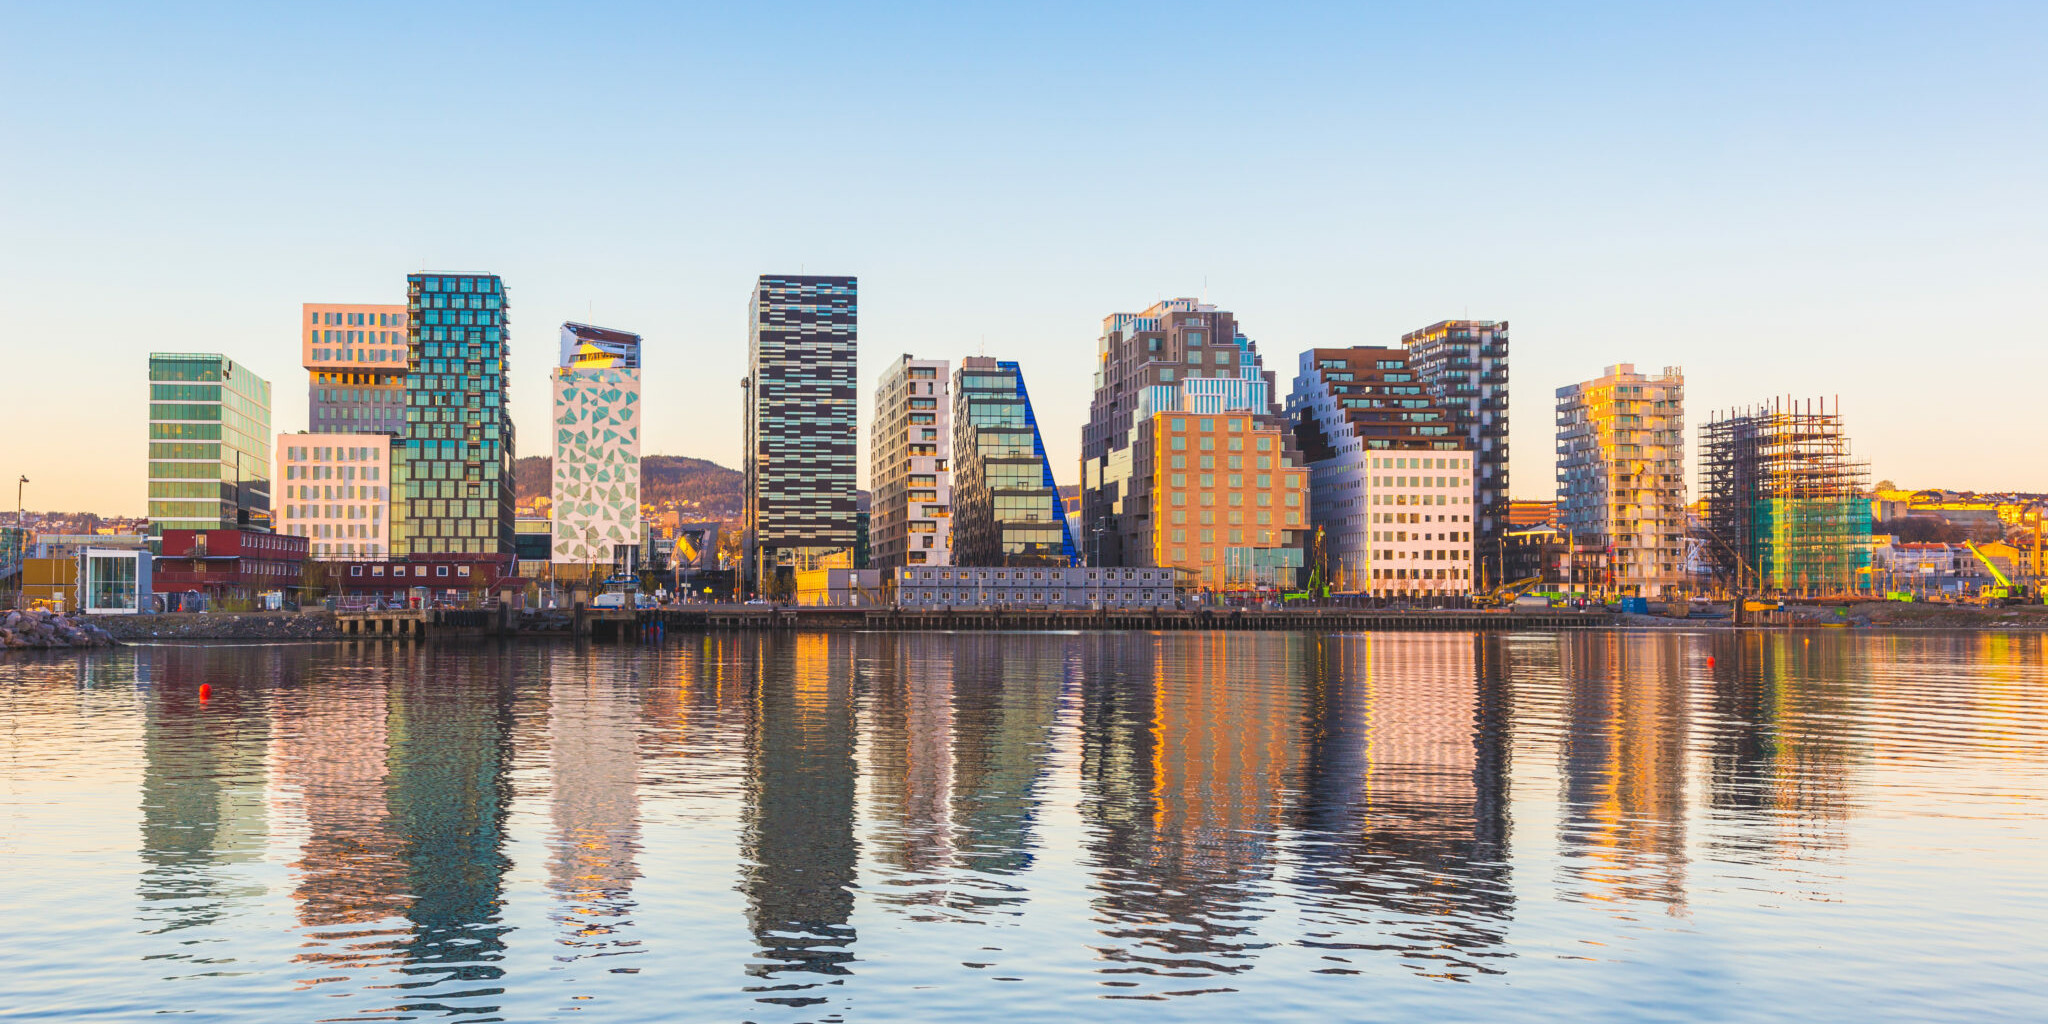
top-left (2, 631), bottom-right (2043, 1022)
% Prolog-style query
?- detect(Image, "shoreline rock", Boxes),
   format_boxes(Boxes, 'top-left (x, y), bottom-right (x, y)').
top-left (1, 608), bottom-right (118, 648)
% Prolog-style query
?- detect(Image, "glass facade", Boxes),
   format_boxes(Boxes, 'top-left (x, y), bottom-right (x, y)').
top-left (742, 275), bottom-right (858, 592)
top-left (147, 353), bottom-right (271, 539)
top-left (401, 273), bottom-right (515, 556)
top-left (951, 358), bottom-right (1078, 566)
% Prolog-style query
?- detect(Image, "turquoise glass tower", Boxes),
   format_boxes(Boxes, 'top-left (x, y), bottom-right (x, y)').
top-left (402, 273), bottom-right (514, 556)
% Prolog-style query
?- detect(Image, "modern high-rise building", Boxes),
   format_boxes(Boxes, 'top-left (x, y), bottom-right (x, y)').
top-left (741, 274), bottom-right (858, 594)
top-left (401, 272), bottom-right (514, 557)
top-left (1402, 321), bottom-right (1510, 572)
top-left (274, 435), bottom-right (396, 559)
top-left (1080, 299), bottom-right (1307, 588)
top-left (1702, 397), bottom-right (1872, 595)
top-left (302, 303), bottom-right (409, 434)
top-left (951, 357), bottom-right (1078, 567)
top-left (551, 322), bottom-right (643, 568)
top-left (147, 353), bottom-right (272, 539)
top-left (1288, 347), bottom-right (1475, 597)
top-left (1556, 364), bottom-right (1687, 597)
top-left (870, 355), bottom-right (952, 568)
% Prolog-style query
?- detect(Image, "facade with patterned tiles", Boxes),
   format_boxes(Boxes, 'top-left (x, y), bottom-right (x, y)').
top-left (550, 322), bottom-right (643, 566)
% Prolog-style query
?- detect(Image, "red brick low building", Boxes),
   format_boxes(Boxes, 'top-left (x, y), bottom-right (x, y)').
top-left (154, 530), bottom-right (309, 600)
top-left (321, 553), bottom-right (521, 606)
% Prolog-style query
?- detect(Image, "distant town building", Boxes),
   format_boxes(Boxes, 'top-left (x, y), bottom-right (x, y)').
top-left (1702, 397), bottom-right (1872, 594)
top-left (275, 434), bottom-right (396, 559)
top-left (401, 272), bottom-right (514, 557)
top-left (870, 355), bottom-right (952, 568)
top-left (1287, 346), bottom-right (1473, 598)
top-left (302, 303), bottom-right (409, 434)
top-left (551, 322), bottom-right (643, 569)
top-left (147, 353), bottom-right (272, 539)
top-left (950, 357), bottom-right (1078, 567)
top-left (1403, 321), bottom-right (1510, 559)
top-left (1079, 299), bottom-right (1307, 589)
top-left (741, 274), bottom-right (859, 593)
top-left (1556, 364), bottom-right (1687, 598)
top-left (1506, 500), bottom-right (1558, 528)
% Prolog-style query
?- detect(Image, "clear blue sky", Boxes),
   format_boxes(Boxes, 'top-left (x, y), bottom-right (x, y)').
top-left (4, 1), bottom-right (2042, 514)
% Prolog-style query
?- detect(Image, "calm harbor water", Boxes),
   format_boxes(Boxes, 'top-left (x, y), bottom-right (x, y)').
top-left (1, 631), bottom-right (2043, 1023)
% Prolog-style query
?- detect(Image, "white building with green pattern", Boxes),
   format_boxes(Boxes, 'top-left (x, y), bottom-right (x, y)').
top-left (550, 323), bottom-right (643, 568)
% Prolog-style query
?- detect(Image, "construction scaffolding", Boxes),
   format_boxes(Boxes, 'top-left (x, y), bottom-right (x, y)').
top-left (1702, 397), bottom-right (1871, 596)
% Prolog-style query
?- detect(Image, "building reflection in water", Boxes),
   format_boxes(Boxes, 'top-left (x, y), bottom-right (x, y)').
top-left (271, 644), bottom-right (411, 984)
top-left (1554, 634), bottom-right (1691, 913)
top-left (135, 646), bottom-right (277, 940)
top-left (947, 634), bottom-right (1064, 893)
top-left (741, 633), bottom-right (859, 1008)
top-left (382, 646), bottom-right (518, 1017)
top-left (1703, 632), bottom-right (1863, 865)
top-left (864, 633), bottom-right (959, 901)
top-left (1290, 633), bottom-right (1514, 979)
top-left (1079, 633), bottom-right (1309, 991)
top-left (546, 648), bottom-right (644, 963)
top-left (864, 633), bottom-right (1068, 923)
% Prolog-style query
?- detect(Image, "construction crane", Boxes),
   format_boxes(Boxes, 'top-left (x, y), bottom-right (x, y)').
top-left (1474, 574), bottom-right (1546, 609)
top-left (1963, 540), bottom-right (2034, 605)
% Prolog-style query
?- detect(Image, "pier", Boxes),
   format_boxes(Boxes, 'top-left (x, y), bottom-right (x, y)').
top-left (636, 605), bottom-right (1615, 634)
top-left (330, 603), bottom-right (1619, 640)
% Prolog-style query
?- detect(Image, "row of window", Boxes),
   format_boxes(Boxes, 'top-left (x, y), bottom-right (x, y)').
top-left (284, 446), bottom-right (384, 464)
top-left (283, 520), bottom-right (382, 537)
top-left (311, 347), bottom-right (402, 364)
top-left (902, 590), bottom-right (1167, 606)
top-left (343, 562), bottom-right (472, 578)
top-left (1374, 547), bottom-right (1468, 561)
top-left (311, 311), bottom-right (406, 327)
top-left (312, 329), bottom-right (402, 344)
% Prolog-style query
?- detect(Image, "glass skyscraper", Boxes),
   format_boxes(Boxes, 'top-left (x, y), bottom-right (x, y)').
top-left (951, 357), bottom-right (1078, 566)
top-left (147, 353), bottom-right (272, 539)
top-left (742, 274), bottom-right (858, 594)
top-left (401, 273), bottom-right (514, 556)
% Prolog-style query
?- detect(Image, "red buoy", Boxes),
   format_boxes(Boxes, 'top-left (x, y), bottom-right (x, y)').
top-left (1706, 656), bottom-right (1716, 668)
top-left (198, 683), bottom-right (212, 702)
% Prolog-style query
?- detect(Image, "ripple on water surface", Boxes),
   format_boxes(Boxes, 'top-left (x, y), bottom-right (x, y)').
top-left (1, 631), bottom-right (2044, 1023)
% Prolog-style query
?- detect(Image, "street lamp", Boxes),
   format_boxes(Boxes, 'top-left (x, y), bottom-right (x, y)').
top-left (15, 475), bottom-right (25, 529)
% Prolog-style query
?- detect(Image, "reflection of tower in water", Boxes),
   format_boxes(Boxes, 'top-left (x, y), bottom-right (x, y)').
top-left (864, 633), bottom-right (957, 883)
top-left (1079, 633), bottom-right (1309, 983)
top-left (946, 633), bottom-right (1065, 881)
top-left (1705, 632), bottom-right (1858, 862)
top-left (1291, 633), bottom-right (1513, 977)
top-left (136, 646), bottom-right (274, 937)
top-left (270, 647), bottom-right (410, 978)
top-left (547, 656), bottom-right (643, 958)
top-left (385, 648), bottom-right (517, 1009)
top-left (1558, 634), bottom-right (1690, 912)
top-left (742, 633), bottom-right (859, 1007)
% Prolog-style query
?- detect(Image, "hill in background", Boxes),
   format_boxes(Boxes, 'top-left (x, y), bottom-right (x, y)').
top-left (516, 454), bottom-right (741, 520)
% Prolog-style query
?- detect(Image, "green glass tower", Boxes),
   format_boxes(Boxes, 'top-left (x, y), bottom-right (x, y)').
top-left (147, 353), bottom-right (272, 539)
top-left (402, 273), bottom-right (514, 556)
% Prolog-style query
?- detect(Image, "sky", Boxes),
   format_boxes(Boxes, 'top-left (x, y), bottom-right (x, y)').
top-left (3, 1), bottom-right (2043, 516)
